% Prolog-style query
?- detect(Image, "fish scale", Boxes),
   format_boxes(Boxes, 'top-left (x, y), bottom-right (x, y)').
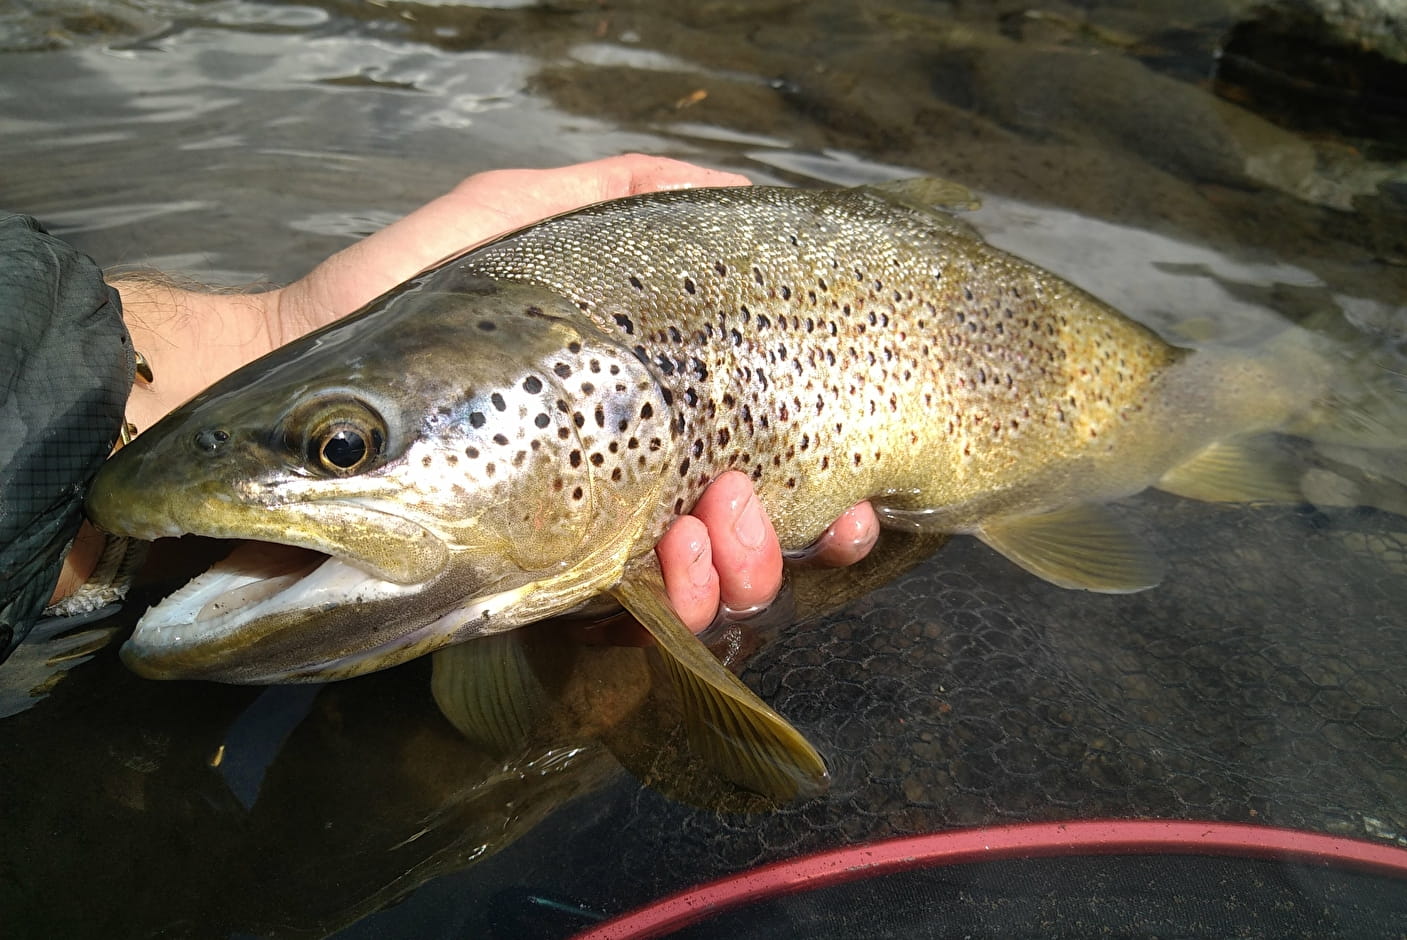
top-left (458, 184), bottom-right (1181, 543)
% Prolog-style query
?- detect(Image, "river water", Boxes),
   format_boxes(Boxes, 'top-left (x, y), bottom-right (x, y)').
top-left (2, 1), bottom-right (1406, 936)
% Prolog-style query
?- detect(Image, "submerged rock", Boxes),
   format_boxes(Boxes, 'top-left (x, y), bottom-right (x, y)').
top-left (1216, 0), bottom-right (1407, 147)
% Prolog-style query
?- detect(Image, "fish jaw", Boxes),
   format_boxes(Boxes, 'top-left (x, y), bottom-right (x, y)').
top-left (118, 543), bottom-right (429, 681)
top-left (118, 534), bottom-right (642, 683)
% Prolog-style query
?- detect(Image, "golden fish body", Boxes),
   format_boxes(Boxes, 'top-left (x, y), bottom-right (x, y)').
top-left (86, 180), bottom-right (1326, 798)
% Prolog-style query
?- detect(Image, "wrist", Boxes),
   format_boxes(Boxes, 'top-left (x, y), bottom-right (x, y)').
top-left (110, 275), bottom-right (281, 431)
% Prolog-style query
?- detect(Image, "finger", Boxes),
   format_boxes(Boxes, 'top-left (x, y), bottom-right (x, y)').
top-left (655, 514), bottom-right (721, 633)
top-left (690, 470), bottom-right (783, 613)
top-left (807, 501), bottom-right (880, 567)
top-left (603, 153), bottom-right (751, 195)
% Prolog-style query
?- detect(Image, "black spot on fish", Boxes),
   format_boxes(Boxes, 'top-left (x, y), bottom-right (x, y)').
top-left (491, 392), bottom-right (506, 411)
top-left (581, 382), bottom-right (595, 395)
top-left (469, 412), bottom-right (486, 429)
top-left (628, 275), bottom-right (643, 290)
top-left (525, 305), bottom-right (544, 317)
top-left (614, 313), bottom-right (636, 335)
top-left (661, 388), bottom-right (674, 407)
top-left (572, 486), bottom-right (584, 500)
top-left (523, 375), bottom-right (543, 394)
top-left (715, 261), bottom-right (727, 277)
top-left (590, 452), bottom-right (604, 466)
top-left (594, 405), bottom-right (605, 428)
top-left (611, 468), bottom-right (622, 482)
top-left (466, 446), bottom-right (479, 459)
top-left (477, 320), bottom-right (496, 332)
top-left (679, 458), bottom-right (691, 477)
top-left (570, 450), bottom-right (582, 468)
top-left (683, 277), bottom-right (696, 295)
top-left (493, 433), bottom-right (509, 446)
top-left (554, 363), bottom-right (572, 378)
top-left (534, 413), bottom-right (550, 429)
top-left (573, 412), bottom-right (585, 429)
top-left (568, 341), bottom-right (582, 354)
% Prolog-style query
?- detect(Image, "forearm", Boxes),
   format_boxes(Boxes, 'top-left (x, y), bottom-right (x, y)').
top-left (112, 277), bottom-right (283, 434)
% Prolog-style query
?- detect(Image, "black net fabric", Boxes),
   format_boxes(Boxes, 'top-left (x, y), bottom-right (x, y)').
top-left (667, 855), bottom-right (1407, 939)
top-left (601, 501), bottom-right (1406, 876)
top-left (0, 213), bottom-right (131, 661)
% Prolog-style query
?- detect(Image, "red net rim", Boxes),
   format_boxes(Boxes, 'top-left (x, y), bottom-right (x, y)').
top-left (576, 819), bottom-right (1407, 940)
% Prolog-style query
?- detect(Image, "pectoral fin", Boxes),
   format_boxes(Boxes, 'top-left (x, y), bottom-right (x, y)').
top-left (1156, 438), bottom-right (1303, 504)
top-left (611, 557), bottom-right (829, 802)
top-left (431, 632), bottom-right (546, 755)
top-left (978, 505), bottom-right (1163, 593)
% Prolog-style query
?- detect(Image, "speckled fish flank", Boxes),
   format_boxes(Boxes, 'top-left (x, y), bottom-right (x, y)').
top-left (86, 179), bottom-right (1330, 799)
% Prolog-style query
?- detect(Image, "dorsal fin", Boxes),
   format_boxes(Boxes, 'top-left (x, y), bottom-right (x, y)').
top-left (860, 178), bottom-right (983, 239)
top-left (862, 177), bottom-right (982, 213)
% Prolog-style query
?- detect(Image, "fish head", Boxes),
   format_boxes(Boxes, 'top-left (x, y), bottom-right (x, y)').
top-left (88, 275), bottom-right (673, 682)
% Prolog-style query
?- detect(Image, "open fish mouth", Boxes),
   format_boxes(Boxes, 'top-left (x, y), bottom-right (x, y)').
top-left (120, 541), bottom-right (427, 677)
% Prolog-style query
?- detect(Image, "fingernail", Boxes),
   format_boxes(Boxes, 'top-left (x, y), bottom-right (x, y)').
top-left (733, 493), bottom-right (767, 550)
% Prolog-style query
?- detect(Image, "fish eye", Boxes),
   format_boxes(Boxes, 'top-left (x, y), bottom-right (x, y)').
top-left (293, 398), bottom-right (388, 476)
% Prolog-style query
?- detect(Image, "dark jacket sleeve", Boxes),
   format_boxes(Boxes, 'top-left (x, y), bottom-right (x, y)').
top-left (0, 212), bottom-right (134, 662)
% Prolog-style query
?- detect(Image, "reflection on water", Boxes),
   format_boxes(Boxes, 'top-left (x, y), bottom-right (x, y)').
top-left (2, 0), bottom-right (1406, 936)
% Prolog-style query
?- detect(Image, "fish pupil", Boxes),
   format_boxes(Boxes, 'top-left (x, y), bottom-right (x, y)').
top-left (322, 429), bottom-right (367, 470)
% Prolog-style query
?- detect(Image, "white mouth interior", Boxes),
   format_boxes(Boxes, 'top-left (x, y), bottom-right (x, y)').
top-left (134, 541), bottom-right (422, 649)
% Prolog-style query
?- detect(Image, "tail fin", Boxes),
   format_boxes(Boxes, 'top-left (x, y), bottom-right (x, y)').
top-left (1278, 310), bottom-right (1407, 451)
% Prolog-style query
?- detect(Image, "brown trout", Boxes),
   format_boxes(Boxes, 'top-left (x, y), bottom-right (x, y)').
top-left (85, 179), bottom-right (1331, 799)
